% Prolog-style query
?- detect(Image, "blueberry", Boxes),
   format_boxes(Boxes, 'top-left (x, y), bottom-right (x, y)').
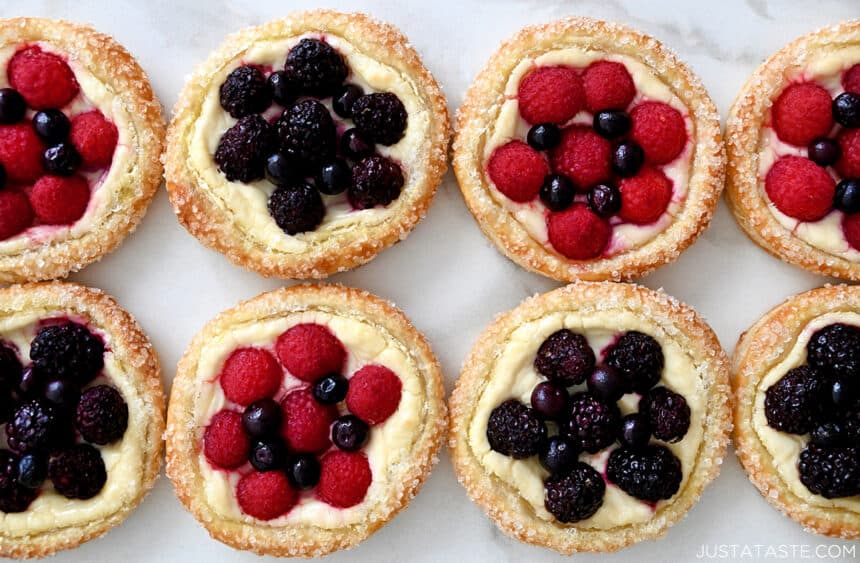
top-left (315, 160), bottom-right (352, 195)
top-left (312, 373), bottom-right (348, 404)
top-left (333, 84), bottom-right (364, 119)
top-left (530, 381), bottom-right (570, 420)
top-left (265, 151), bottom-right (300, 187)
top-left (808, 137), bottom-right (841, 167)
top-left (611, 141), bottom-right (644, 178)
top-left (586, 366), bottom-right (626, 401)
top-left (833, 92), bottom-right (860, 129)
top-left (539, 436), bottom-right (579, 475)
top-left (242, 399), bottom-right (282, 437)
top-left (331, 414), bottom-right (369, 452)
top-left (526, 123), bottom-right (561, 151)
top-left (0, 89), bottom-right (26, 124)
top-left (42, 379), bottom-right (80, 413)
top-left (834, 179), bottom-right (860, 214)
top-left (340, 128), bottom-right (375, 160)
top-left (17, 453), bottom-right (46, 489)
top-left (810, 422), bottom-right (847, 447)
top-left (32, 110), bottom-right (70, 144)
top-left (267, 70), bottom-right (294, 107)
top-left (17, 366), bottom-right (41, 397)
top-left (830, 377), bottom-right (857, 408)
top-left (286, 454), bottom-right (320, 489)
top-left (539, 174), bottom-right (575, 211)
top-left (593, 110), bottom-right (631, 139)
top-left (42, 143), bottom-right (81, 176)
top-left (0, 163), bottom-right (5, 190)
top-left (587, 184), bottom-right (621, 217)
top-left (618, 413), bottom-right (651, 449)
top-left (249, 439), bottom-right (287, 472)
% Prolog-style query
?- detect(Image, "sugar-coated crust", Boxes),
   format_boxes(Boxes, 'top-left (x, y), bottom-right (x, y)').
top-left (0, 18), bottom-right (165, 284)
top-left (165, 283), bottom-right (447, 557)
top-left (733, 284), bottom-right (860, 539)
top-left (452, 17), bottom-right (725, 282)
top-left (726, 20), bottom-right (860, 280)
top-left (448, 282), bottom-right (731, 554)
top-left (165, 10), bottom-right (450, 279)
top-left (0, 282), bottom-right (165, 558)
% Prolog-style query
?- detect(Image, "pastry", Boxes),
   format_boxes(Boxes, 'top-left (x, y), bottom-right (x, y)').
top-left (452, 17), bottom-right (724, 282)
top-left (0, 281), bottom-right (165, 558)
top-left (733, 284), bottom-right (860, 538)
top-left (165, 10), bottom-right (450, 279)
top-left (0, 18), bottom-right (165, 284)
top-left (448, 282), bottom-right (731, 554)
top-left (726, 20), bottom-right (860, 280)
top-left (165, 284), bottom-right (446, 556)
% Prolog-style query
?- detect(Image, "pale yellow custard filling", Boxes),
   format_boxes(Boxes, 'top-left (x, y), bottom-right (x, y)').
top-left (467, 310), bottom-right (705, 529)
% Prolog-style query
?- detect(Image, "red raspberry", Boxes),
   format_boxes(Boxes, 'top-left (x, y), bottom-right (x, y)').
top-left (547, 203), bottom-right (611, 260)
top-left (7, 46), bottom-right (79, 110)
top-left (618, 167), bottom-right (674, 224)
top-left (765, 156), bottom-right (835, 222)
top-left (0, 190), bottom-right (34, 240)
top-left (346, 365), bottom-right (402, 425)
top-left (771, 83), bottom-right (833, 147)
top-left (70, 111), bottom-right (118, 169)
top-left (203, 410), bottom-right (249, 469)
top-left (280, 389), bottom-right (336, 453)
top-left (843, 64), bottom-right (860, 94)
top-left (0, 124), bottom-right (46, 184)
top-left (276, 323), bottom-right (346, 382)
top-left (517, 66), bottom-right (585, 125)
top-left (29, 175), bottom-right (90, 225)
top-left (582, 61), bottom-right (636, 113)
top-left (236, 471), bottom-right (297, 520)
top-left (219, 347), bottom-right (282, 406)
top-left (836, 129), bottom-right (860, 180)
top-left (630, 102), bottom-right (687, 164)
top-left (843, 212), bottom-right (860, 251)
top-left (317, 451), bottom-right (372, 508)
top-left (550, 126), bottom-right (612, 190)
top-left (486, 141), bottom-right (548, 203)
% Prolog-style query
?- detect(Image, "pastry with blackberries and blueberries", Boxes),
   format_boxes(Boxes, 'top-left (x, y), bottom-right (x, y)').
top-left (165, 10), bottom-right (450, 279)
top-left (449, 282), bottom-right (731, 554)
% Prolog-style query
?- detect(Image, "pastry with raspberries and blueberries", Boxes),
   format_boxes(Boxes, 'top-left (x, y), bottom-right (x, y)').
top-left (166, 284), bottom-right (446, 557)
top-left (734, 284), bottom-right (860, 539)
top-left (453, 17), bottom-right (725, 282)
top-left (727, 20), bottom-right (860, 280)
top-left (0, 18), bottom-right (165, 284)
top-left (0, 282), bottom-right (165, 558)
top-left (166, 10), bottom-right (450, 279)
top-left (448, 282), bottom-right (731, 554)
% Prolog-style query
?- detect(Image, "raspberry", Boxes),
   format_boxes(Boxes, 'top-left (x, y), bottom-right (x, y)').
top-left (772, 83), bottom-right (834, 147)
top-left (547, 204), bottom-right (611, 260)
top-left (48, 444), bottom-right (106, 500)
top-left (640, 387), bottom-right (690, 443)
top-left (317, 451), bottom-right (372, 508)
top-left (203, 410), bottom-right (249, 469)
top-left (836, 129), bottom-right (860, 180)
top-left (798, 445), bottom-right (860, 499)
top-left (7, 47), bottom-right (79, 110)
top-left (582, 61), bottom-right (636, 113)
top-left (486, 141), bottom-right (548, 203)
top-left (605, 331), bottom-right (664, 393)
top-left (69, 111), bottom-right (118, 169)
top-left (280, 389), bottom-right (336, 453)
top-left (351, 93), bottom-right (408, 146)
top-left (845, 64), bottom-right (860, 94)
top-left (543, 462), bottom-right (605, 523)
top-left (533, 329), bottom-right (595, 386)
top-left (517, 66), bottom-right (584, 125)
top-left (219, 347), bottom-right (282, 406)
top-left (75, 385), bottom-right (128, 445)
top-left (276, 323), bottom-right (346, 382)
top-left (630, 102), bottom-right (687, 164)
top-left (561, 392), bottom-right (620, 454)
top-left (618, 167), bottom-right (673, 224)
top-left (349, 155), bottom-right (405, 209)
top-left (215, 115), bottom-right (277, 183)
top-left (236, 471), bottom-right (297, 520)
top-left (345, 365), bottom-right (402, 425)
top-left (607, 445), bottom-right (682, 502)
top-left (550, 126), bottom-right (612, 189)
top-left (30, 322), bottom-right (104, 385)
top-left (0, 450), bottom-right (36, 512)
top-left (807, 323), bottom-right (860, 378)
top-left (486, 399), bottom-right (547, 458)
top-left (29, 175), bottom-right (90, 225)
top-left (843, 212), bottom-right (860, 251)
top-left (0, 190), bottom-right (34, 240)
top-left (268, 183), bottom-right (325, 235)
top-left (764, 366), bottom-right (824, 434)
top-left (0, 124), bottom-right (46, 184)
top-left (283, 38), bottom-right (348, 98)
top-left (277, 100), bottom-right (336, 172)
top-left (219, 65), bottom-right (272, 119)
top-left (765, 156), bottom-right (835, 222)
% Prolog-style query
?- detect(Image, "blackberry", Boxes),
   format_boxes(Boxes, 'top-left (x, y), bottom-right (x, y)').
top-left (539, 436), bottom-right (579, 475)
top-left (0, 343), bottom-right (22, 389)
top-left (48, 444), bottom-right (107, 500)
top-left (214, 115), bottom-right (277, 183)
top-left (764, 366), bottom-right (823, 434)
top-left (811, 422), bottom-right (849, 447)
top-left (561, 392), bottom-right (620, 454)
top-left (807, 323), bottom-right (860, 378)
top-left (277, 100), bottom-right (336, 172)
top-left (268, 183), bottom-right (325, 235)
top-left (533, 329), bottom-right (595, 386)
top-left (42, 143), bottom-right (81, 176)
top-left (76, 385), bottom-right (128, 445)
top-left (219, 65), bottom-right (272, 118)
top-left (798, 445), bottom-right (860, 498)
top-left (544, 462), bottom-right (605, 523)
top-left (606, 445), bottom-right (682, 502)
top-left (0, 450), bottom-right (36, 513)
top-left (6, 400), bottom-right (68, 452)
top-left (605, 331), bottom-right (664, 393)
top-left (283, 38), bottom-right (348, 98)
top-left (348, 155), bottom-right (404, 209)
top-left (486, 399), bottom-right (547, 459)
top-left (640, 387), bottom-right (690, 443)
top-left (351, 93), bottom-right (408, 146)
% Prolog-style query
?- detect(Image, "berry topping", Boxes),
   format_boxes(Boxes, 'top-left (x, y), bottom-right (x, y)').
top-left (527, 123), bottom-right (562, 151)
top-left (32, 109), bottom-right (70, 143)
top-left (332, 84), bottom-right (364, 119)
top-left (219, 65), bottom-right (272, 119)
top-left (349, 155), bottom-right (405, 209)
top-left (764, 366), bottom-right (822, 434)
top-left (619, 413), bottom-right (651, 449)
top-left (593, 110), bottom-right (632, 139)
top-left (76, 385), bottom-right (128, 445)
top-left (219, 347), bottom-right (282, 406)
top-left (835, 179), bottom-right (860, 214)
top-left (833, 92), bottom-right (860, 129)
top-left (214, 114), bottom-right (277, 183)
top-left (562, 392), bottom-right (620, 453)
top-left (547, 204), bottom-right (612, 260)
top-left (487, 141), bottom-right (548, 203)
top-left (830, 377), bottom-right (857, 409)
top-left (772, 83), bottom-right (834, 147)
top-left (69, 111), bottom-right (118, 170)
top-left (534, 329), bottom-right (595, 386)
top-left (0, 123), bottom-right (46, 184)
top-left (586, 365), bottom-right (627, 402)
top-left (276, 100), bottom-right (336, 172)
top-left (640, 386), bottom-right (690, 443)
top-left (0, 190), bottom-right (34, 241)
top-left (517, 66), bottom-right (584, 125)
top-left (30, 175), bottom-right (89, 225)
top-left (286, 454), bottom-right (321, 490)
top-left (317, 451), bottom-right (372, 508)
top-left (836, 129), bottom-right (860, 179)
top-left (845, 64), bottom-right (860, 94)
top-left (811, 422), bottom-right (848, 448)
top-left (0, 450), bottom-right (36, 512)
top-left (316, 159), bottom-right (351, 195)
top-left (30, 322), bottom-right (103, 385)
top-left (267, 70), bottom-right (294, 107)
top-left (203, 410), bottom-right (249, 469)
top-left (268, 183), bottom-right (326, 235)
top-left (808, 137), bottom-right (841, 167)
top-left (607, 445), bottom-right (682, 502)
top-left (0, 89), bottom-right (25, 124)
top-left (346, 365), bottom-right (402, 425)
top-left (611, 140), bottom-right (645, 178)
top-left (807, 323), bottom-right (860, 378)
top-left (242, 399), bottom-right (282, 438)
top-left (276, 323), bottom-right (345, 382)
top-left (587, 183), bottom-right (622, 218)
top-left (7, 47), bottom-right (79, 110)
top-left (48, 444), bottom-right (106, 500)
top-left (331, 414), bottom-right (370, 452)
top-left (844, 212), bottom-right (860, 251)
top-left (551, 126), bottom-right (612, 189)
top-left (486, 399), bottom-right (546, 458)
top-left (530, 381), bottom-right (570, 420)
top-left (280, 389), bottom-right (336, 453)
top-left (765, 155), bottom-right (835, 221)
top-left (605, 331), bottom-right (664, 393)
top-left (283, 38), bottom-right (348, 98)
top-left (17, 366), bottom-right (41, 397)
top-left (630, 102), bottom-right (687, 164)
top-left (236, 470), bottom-right (297, 520)
top-left (249, 439), bottom-right (287, 472)
top-left (16, 453), bottom-right (46, 489)
top-left (340, 128), bottom-right (375, 160)
top-left (313, 373), bottom-right (349, 404)
top-left (582, 61), bottom-right (636, 113)
top-left (264, 151), bottom-right (299, 187)
top-left (539, 436), bottom-right (579, 475)
top-left (0, 344), bottom-right (21, 390)
top-left (42, 143), bottom-right (81, 176)
top-left (539, 174), bottom-right (575, 211)
top-left (798, 445), bottom-right (860, 499)
top-left (352, 93), bottom-right (408, 146)
top-left (543, 462), bottom-right (605, 523)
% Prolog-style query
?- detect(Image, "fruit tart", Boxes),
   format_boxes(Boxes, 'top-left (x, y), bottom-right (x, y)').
top-left (453, 17), bottom-right (724, 282)
top-left (734, 284), bottom-right (860, 538)
top-left (0, 282), bottom-right (164, 558)
top-left (0, 18), bottom-right (165, 284)
top-left (166, 284), bottom-right (446, 556)
top-left (449, 282), bottom-right (731, 554)
top-left (165, 10), bottom-right (450, 279)
top-left (727, 20), bottom-right (860, 280)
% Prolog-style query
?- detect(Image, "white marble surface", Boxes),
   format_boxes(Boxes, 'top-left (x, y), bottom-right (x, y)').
top-left (1, 0), bottom-right (859, 561)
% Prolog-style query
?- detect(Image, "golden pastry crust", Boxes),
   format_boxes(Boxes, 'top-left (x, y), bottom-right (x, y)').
top-left (165, 283), bottom-right (447, 557)
top-left (452, 17), bottom-right (725, 282)
top-left (733, 284), bottom-right (860, 539)
top-left (449, 282), bottom-right (731, 554)
top-left (0, 18), bottom-right (165, 284)
top-left (165, 10), bottom-right (450, 279)
top-left (726, 20), bottom-right (860, 280)
top-left (0, 282), bottom-right (165, 559)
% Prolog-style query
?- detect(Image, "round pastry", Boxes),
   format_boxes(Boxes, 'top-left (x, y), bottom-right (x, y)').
top-left (166, 284), bottom-right (446, 556)
top-left (449, 282), bottom-right (731, 554)
top-left (733, 284), bottom-right (860, 538)
top-left (165, 10), bottom-right (450, 279)
top-left (0, 281), bottom-right (165, 558)
top-left (726, 20), bottom-right (860, 280)
top-left (0, 18), bottom-right (165, 284)
top-left (452, 17), bottom-right (724, 282)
